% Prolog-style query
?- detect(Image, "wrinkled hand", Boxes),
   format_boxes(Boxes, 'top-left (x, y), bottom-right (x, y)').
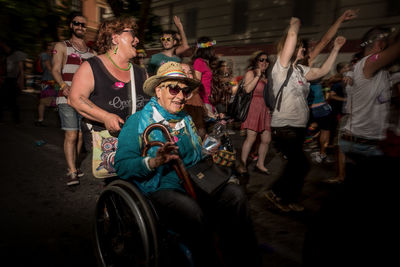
top-left (104, 113), bottom-right (124, 132)
top-left (151, 142), bottom-right (180, 169)
top-left (173, 16), bottom-right (183, 29)
top-left (342, 9), bottom-right (358, 21)
top-left (334, 36), bottom-right (346, 49)
top-left (62, 85), bottom-right (71, 97)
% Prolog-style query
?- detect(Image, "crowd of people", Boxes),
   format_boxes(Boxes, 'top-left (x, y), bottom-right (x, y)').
top-left (1, 8), bottom-right (400, 267)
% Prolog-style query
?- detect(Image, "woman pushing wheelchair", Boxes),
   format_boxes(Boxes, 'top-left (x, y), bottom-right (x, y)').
top-left (114, 62), bottom-right (261, 267)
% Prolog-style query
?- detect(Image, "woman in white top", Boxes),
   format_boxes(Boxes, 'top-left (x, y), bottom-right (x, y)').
top-left (265, 17), bottom-right (346, 212)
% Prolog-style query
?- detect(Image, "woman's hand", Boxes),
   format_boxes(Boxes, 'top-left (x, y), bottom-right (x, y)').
top-left (290, 17), bottom-right (301, 28)
top-left (333, 36), bottom-right (346, 51)
top-left (104, 113), bottom-right (125, 132)
top-left (173, 16), bottom-right (183, 30)
top-left (149, 142), bottom-right (180, 169)
top-left (341, 9), bottom-right (358, 22)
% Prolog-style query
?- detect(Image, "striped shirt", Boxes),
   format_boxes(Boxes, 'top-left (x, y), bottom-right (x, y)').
top-left (56, 40), bottom-right (95, 104)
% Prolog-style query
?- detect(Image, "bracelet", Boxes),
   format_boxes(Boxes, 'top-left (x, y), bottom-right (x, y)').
top-left (60, 83), bottom-right (67, 89)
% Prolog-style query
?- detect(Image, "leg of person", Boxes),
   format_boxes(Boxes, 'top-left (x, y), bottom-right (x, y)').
top-left (58, 104), bottom-right (80, 185)
top-left (240, 129), bottom-right (257, 169)
top-left (207, 183), bottom-right (261, 267)
top-left (269, 127), bottom-right (309, 211)
top-left (149, 189), bottom-right (220, 267)
top-left (255, 130), bottom-right (271, 174)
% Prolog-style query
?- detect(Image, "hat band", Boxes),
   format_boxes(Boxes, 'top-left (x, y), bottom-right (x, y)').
top-left (160, 69), bottom-right (187, 78)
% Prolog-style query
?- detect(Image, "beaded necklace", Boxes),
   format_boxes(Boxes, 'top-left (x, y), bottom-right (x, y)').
top-left (106, 52), bottom-right (132, 71)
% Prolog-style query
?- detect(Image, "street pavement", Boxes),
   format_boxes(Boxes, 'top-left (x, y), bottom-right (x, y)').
top-left (1, 92), bottom-right (342, 267)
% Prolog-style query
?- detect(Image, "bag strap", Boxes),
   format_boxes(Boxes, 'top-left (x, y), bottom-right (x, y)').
top-left (275, 64), bottom-right (293, 112)
top-left (130, 66), bottom-right (136, 115)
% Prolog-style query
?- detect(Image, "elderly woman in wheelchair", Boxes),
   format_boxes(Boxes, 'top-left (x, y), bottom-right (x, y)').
top-left (110, 62), bottom-right (261, 267)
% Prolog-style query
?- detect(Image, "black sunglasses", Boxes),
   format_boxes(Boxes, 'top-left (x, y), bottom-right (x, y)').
top-left (122, 29), bottom-right (136, 38)
top-left (258, 58), bottom-right (268, 62)
top-left (72, 21), bottom-right (86, 28)
top-left (163, 84), bottom-right (192, 98)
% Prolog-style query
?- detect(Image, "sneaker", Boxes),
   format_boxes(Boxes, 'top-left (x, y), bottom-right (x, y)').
top-left (76, 169), bottom-right (84, 177)
top-left (288, 203), bottom-right (305, 212)
top-left (66, 171), bottom-right (80, 186)
top-left (264, 190), bottom-right (290, 212)
top-left (311, 152), bottom-right (327, 163)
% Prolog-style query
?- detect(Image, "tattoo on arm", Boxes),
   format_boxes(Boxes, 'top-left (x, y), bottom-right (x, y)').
top-left (79, 96), bottom-right (94, 108)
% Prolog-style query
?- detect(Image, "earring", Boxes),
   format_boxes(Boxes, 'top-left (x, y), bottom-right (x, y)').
top-left (113, 45), bottom-right (118, 55)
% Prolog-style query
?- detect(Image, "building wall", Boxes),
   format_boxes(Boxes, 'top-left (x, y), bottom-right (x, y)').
top-left (147, 0), bottom-right (400, 76)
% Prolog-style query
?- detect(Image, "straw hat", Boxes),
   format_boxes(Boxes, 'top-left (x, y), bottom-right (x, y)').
top-left (143, 62), bottom-right (200, 96)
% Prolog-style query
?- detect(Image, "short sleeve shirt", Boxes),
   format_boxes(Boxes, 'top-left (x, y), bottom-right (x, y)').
top-left (270, 56), bottom-right (310, 128)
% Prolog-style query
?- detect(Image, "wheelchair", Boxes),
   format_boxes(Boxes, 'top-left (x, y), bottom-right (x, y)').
top-left (93, 179), bottom-right (194, 267)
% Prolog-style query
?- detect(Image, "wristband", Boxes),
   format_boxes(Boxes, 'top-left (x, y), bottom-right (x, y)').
top-left (60, 83), bottom-right (67, 89)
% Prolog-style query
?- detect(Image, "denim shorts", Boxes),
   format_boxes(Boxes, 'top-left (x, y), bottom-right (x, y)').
top-left (58, 103), bottom-right (82, 131)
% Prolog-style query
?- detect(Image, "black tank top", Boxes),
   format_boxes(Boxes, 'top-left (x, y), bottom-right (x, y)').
top-left (87, 57), bottom-right (148, 131)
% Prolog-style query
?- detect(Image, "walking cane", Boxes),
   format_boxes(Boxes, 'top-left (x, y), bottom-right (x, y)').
top-left (141, 123), bottom-right (197, 200)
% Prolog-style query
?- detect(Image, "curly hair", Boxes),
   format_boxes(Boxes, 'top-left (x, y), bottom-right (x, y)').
top-left (95, 16), bottom-right (137, 55)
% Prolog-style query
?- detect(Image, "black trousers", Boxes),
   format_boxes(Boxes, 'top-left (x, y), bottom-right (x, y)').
top-left (271, 126), bottom-right (309, 203)
top-left (149, 183), bottom-right (261, 267)
top-left (0, 78), bottom-right (20, 122)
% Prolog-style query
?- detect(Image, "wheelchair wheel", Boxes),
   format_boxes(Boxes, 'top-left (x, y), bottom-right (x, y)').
top-left (93, 180), bottom-right (158, 267)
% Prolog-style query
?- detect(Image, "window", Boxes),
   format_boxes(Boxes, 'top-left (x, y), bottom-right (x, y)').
top-left (185, 9), bottom-right (197, 39)
top-left (232, 0), bottom-right (248, 34)
top-left (387, 0), bottom-right (400, 16)
top-left (99, 7), bottom-right (113, 23)
top-left (293, 0), bottom-right (314, 27)
top-left (71, 0), bottom-right (82, 12)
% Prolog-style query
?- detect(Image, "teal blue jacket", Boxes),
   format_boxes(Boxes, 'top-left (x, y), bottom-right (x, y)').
top-left (114, 105), bottom-right (203, 194)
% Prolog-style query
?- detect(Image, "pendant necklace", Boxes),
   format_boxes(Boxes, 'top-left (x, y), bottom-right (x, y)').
top-left (106, 52), bottom-right (131, 71)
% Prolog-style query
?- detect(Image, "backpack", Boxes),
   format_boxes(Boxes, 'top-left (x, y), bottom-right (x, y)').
top-left (263, 60), bottom-right (293, 113)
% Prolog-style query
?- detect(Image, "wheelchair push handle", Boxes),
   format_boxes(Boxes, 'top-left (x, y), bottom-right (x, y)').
top-left (141, 123), bottom-right (197, 200)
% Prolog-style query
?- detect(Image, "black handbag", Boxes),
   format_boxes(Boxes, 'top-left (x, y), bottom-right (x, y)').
top-left (229, 80), bottom-right (253, 122)
top-left (187, 157), bottom-right (232, 195)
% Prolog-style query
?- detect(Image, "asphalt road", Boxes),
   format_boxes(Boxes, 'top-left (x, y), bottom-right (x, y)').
top-left (1, 92), bottom-right (345, 267)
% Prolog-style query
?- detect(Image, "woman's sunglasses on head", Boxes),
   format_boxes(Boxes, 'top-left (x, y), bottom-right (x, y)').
top-left (72, 21), bottom-right (86, 28)
top-left (163, 84), bottom-right (192, 98)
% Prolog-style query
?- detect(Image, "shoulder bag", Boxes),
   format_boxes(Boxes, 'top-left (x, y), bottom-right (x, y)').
top-left (229, 79), bottom-right (254, 122)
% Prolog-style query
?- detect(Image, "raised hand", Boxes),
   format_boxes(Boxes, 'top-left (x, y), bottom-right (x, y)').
top-left (173, 16), bottom-right (183, 30)
top-left (290, 17), bottom-right (301, 27)
top-left (334, 36), bottom-right (346, 49)
top-left (341, 9), bottom-right (358, 21)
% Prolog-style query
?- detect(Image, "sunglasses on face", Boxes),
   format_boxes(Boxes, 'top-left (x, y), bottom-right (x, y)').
top-left (72, 21), bottom-right (86, 28)
top-left (163, 84), bottom-right (192, 98)
top-left (258, 58), bottom-right (268, 63)
top-left (122, 29), bottom-right (136, 38)
top-left (160, 37), bottom-right (173, 42)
